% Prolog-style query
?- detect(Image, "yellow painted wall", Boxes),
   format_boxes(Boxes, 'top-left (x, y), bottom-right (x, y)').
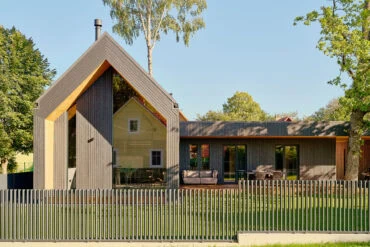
top-left (113, 98), bottom-right (166, 169)
top-left (15, 153), bottom-right (33, 172)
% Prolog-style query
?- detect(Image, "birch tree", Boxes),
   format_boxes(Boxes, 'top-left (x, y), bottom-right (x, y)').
top-left (103, 0), bottom-right (207, 76)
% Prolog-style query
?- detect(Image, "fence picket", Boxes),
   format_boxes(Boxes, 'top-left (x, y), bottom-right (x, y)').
top-left (0, 181), bottom-right (369, 241)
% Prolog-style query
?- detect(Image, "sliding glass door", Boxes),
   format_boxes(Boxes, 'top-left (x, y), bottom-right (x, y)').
top-left (223, 145), bottom-right (246, 183)
top-left (275, 145), bottom-right (299, 180)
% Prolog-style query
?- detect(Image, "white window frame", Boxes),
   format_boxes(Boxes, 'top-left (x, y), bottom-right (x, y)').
top-left (150, 149), bottom-right (163, 168)
top-left (128, 118), bottom-right (140, 133)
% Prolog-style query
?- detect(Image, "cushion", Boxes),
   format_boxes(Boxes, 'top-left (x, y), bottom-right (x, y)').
top-left (183, 170), bottom-right (199, 178)
top-left (212, 170), bottom-right (218, 178)
top-left (200, 170), bottom-right (213, 178)
top-left (182, 170), bottom-right (188, 177)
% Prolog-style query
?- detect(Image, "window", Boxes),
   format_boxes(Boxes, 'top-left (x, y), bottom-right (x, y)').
top-left (189, 144), bottom-right (210, 170)
top-left (150, 150), bottom-right (162, 168)
top-left (68, 115), bottom-right (76, 169)
top-left (189, 144), bottom-right (198, 170)
top-left (201, 144), bottom-right (210, 170)
top-left (112, 148), bottom-right (117, 166)
top-left (128, 119), bottom-right (139, 133)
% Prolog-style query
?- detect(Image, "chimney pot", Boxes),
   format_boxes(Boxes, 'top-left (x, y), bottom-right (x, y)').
top-left (94, 19), bottom-right (102, 41)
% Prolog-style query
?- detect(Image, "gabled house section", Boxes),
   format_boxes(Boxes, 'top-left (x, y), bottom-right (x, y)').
top-left (33, 33), bottom-right (180, 189)
top-left (112, 97), bottom-right (167, 187)
top-left (179, 121), bottom-right (370, 183)
top-left (113, 97), bottom-right (167, 169)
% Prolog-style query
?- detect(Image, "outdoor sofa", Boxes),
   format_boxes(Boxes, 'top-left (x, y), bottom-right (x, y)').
top-left (182, 170), bottom-right (218, 185)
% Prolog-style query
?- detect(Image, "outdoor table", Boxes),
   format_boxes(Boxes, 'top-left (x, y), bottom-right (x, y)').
top-left (246, 170), bottom-right (276, 180)
top-left (361, 172), bottom-right (370, 180)
top-left (236, 170), bottom-right (246, 180)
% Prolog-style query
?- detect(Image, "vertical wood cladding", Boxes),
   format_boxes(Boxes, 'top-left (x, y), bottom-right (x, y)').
top-left (166, 118), bottom-right (180, 188)
top-left (76, 68), bottom-right (113, 189)
top-left (180, 138), bottom-right (337, 183)
top-left (53, 112), bottom-right (68, 189)
top-left (33, 112), bottom-right (45, 189)
top-left (210, 143), bottom-right (223, 184)
top-left (336, 140), bottom-right (347, 179)
top-left (359, 140), bottom-right (370, 178)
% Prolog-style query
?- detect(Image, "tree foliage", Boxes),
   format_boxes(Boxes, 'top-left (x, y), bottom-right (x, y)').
top-left (0, 26), bottom-right (55, 173)
top-left (196, 110), bottom-right (230, 121)
top-left (103, 0), bottom-right (207, 76)
top-left (295, 0), bottom-right (370, 180)
top-left (196, 91), bottom-right (269, 121)
top-left (307, 97), bottom-right (351, 121)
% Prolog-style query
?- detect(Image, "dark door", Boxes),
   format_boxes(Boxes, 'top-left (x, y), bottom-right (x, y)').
top-left (223, 145), bottom-right (247, 183)
top-left (275, 145), bottom-right (299, 179)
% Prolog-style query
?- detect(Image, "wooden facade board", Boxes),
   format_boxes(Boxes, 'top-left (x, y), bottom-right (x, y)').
top-left (53, 112), bottom-right (68, 189)
top-left (336, 140), bottom-right (347, 179)
top-left (44, 120), bottom-right (54, 189)
top-left (33, 113), bottom-right (45, 189)
top-left (359, 140), bottom-right (370, 177)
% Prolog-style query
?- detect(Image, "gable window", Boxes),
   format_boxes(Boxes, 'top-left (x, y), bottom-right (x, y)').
top-left (150, 150), bottom-right (162, 168)
top-left (128, 119), bottom-right (139, 133)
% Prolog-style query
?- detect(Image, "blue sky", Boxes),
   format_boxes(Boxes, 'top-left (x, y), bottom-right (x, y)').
top-left (0, 1), bottom-right (346, 120)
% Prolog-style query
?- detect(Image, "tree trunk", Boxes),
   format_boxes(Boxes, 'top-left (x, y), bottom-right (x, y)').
top-left (1, 158), bottom-right (8, 175)
top-left (345, 110), bottom-right (365, 180)
top-left (147, 45), bottom-right (153, 76)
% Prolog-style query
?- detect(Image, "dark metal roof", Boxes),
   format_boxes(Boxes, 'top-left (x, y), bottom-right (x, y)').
top-left (180, 121), bottom-right (351, 137)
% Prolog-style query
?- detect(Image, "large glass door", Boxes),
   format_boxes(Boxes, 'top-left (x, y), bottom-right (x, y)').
top-left (223, 145), bottom-right (236, 182)
top-left (275, 145), bottom-right (299, 180)
top-left (223, 145), bottom-right (247, 183)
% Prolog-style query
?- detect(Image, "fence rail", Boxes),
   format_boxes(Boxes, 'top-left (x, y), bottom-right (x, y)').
top-left (0, 180), bottom-right (369, 241)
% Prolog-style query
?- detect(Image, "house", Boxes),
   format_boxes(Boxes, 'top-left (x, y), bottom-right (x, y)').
top-left (33, 21), bottom-right (370, 189)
